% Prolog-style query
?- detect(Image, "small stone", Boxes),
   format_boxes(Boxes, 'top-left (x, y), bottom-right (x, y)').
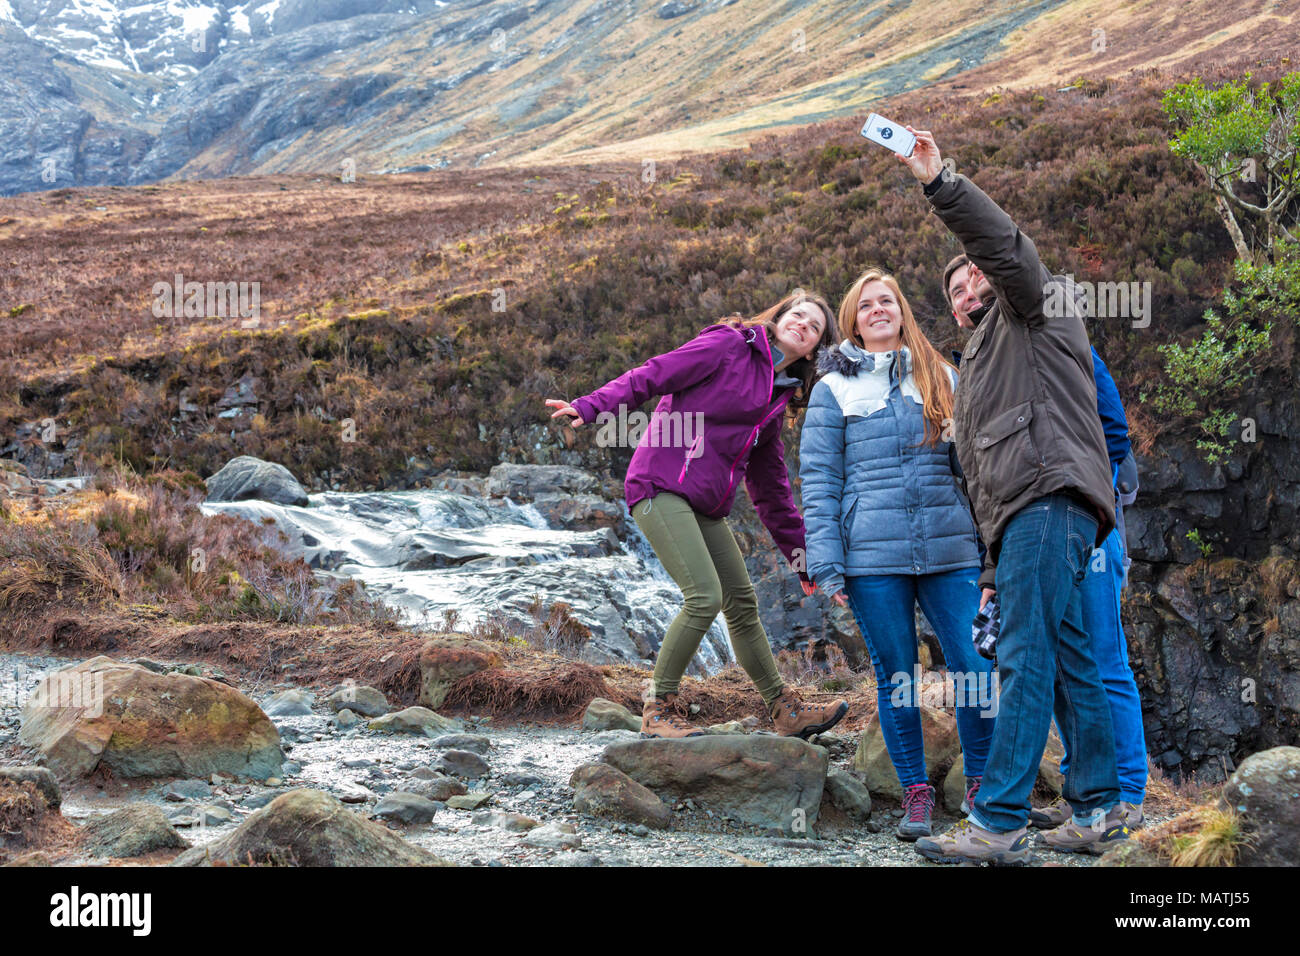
top-left (446, 791), bottom-right (494, 810)
top-left (434, 749), bottom-right (490, 779)
top-left (372, 792), bottom-right (441, 825)
top-left (430, 733), bottom-right (491, 754)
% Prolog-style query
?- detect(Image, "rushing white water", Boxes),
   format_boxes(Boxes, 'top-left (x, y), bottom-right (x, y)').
top-left (200, 489), bottom-right (733, 674)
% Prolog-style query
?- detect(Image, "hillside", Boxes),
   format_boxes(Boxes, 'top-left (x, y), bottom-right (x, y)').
top-left (1, 0), bottom-right (1296, 195)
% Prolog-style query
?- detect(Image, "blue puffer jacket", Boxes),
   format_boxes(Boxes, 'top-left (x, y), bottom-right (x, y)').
top-left (799, 341), bottom-right (980, 597)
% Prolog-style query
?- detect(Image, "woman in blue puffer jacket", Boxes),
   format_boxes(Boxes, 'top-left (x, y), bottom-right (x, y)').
top-left (800, 268), bottom-right (994, 841)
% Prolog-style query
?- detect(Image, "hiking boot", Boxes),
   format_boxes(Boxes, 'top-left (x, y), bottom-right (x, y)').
top-left (960, 776), bottom-right (982, 815)
top-left (1029, 796), bottom-right (1072, 829)
top-left (1114, 800), bottom-right (1145, 829)
top-left (768, 688), bottom-right (848, 739)
top-left (897, 783), bottom-right (936, 840)
top-left (1039, 807), bottom-right (1131, 856)
top-left (640, 693), bottom-right (705, 739)
top-left (916, 818), bottom-right (1032, 865)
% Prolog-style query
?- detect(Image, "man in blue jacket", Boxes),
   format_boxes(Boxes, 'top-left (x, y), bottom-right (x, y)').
top-left (942, 253), bottom-right (1148, 838)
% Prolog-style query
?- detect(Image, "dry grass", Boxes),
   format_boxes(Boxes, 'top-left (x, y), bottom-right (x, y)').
top-left (1135, 804), bottom-right (1251, 866)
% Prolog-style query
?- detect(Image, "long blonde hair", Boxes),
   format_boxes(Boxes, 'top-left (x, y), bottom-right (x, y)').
top-left (837, 269), bottom-right (956, 447)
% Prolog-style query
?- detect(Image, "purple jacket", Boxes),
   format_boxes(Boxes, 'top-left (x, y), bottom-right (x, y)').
top-left (570, 322), bottom-right (809, 579)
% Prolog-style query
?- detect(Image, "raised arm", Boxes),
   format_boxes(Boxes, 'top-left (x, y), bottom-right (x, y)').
top-left (899, 129), bottom-right (1051, 321)
top-left (567, 326), bottom-right (728, 425)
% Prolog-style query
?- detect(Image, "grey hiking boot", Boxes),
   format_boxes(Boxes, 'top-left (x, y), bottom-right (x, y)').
top-left (1114, 800), bottom-right (1145, 829)
top-left (916, 818), bottom-right (1032, 865)
top-left (896, 783), bottom-right (936, 841)
top-left (1029, 796), bottom-right (1072, 828)
top-left (960, 776), bottom-right (982, 815)
top-left (1039, 806), bottom-right (1132, 855)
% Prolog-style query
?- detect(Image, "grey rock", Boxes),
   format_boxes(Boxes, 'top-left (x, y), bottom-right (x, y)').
top-left (823, 769), bottom-right (872, 822)
top-left (429, 733), bottom-right (491, 754)
top-left (262, 689), bottom-right (315, 717)
top-left (205, 456), bottom-right (309, 507)
top-left (372, 792), bottom-right (442, 825)
top-left (1219, 746), bottom-right (1300, 867)
top-left (434, 749), bottom-right (489, 779)
top-left (601, 735), bottom-right (827, 833)
top-left (82, 805), bottom-right (188, 858)
top-left (170, 789), bottom-right (451, 866)
top-left (570, 762), bottom-right (671, 829)
top-left (326, 685), bottom-right (390, 717)
top-left (581, 697), bottom-right (641, 732)
top-left (369, 706), bottom-right (463, 737)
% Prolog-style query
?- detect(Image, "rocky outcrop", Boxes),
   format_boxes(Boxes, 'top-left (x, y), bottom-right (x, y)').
top-left (600, 735), bottom-right (827, 833)
top-left (170, 789), bottom-right (452, 866)
top-left (18, 657), bottom-right (282, 780)
top-left (205, 455), bottom-right (309, 507)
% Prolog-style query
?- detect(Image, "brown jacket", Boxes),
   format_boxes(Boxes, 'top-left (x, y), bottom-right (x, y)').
top-left (925, 173), bottom-right (1116, 590)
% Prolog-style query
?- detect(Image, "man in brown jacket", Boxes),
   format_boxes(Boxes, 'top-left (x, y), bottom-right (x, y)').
top-left (894, 129), bottom-right (1127, 864)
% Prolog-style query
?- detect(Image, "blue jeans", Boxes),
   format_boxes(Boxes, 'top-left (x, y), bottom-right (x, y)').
top-left (1057, 525), bottom-right (1148, 803)
top-left (970, 494), bottom-right (1119, 833)
top-left (844, 568), bottom-right (995, 787)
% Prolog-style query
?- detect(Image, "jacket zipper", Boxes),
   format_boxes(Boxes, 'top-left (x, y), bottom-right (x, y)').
top-left (706, 396), bottom-right (790, 516)
top-left (678, 434), bottom-right (703, 483)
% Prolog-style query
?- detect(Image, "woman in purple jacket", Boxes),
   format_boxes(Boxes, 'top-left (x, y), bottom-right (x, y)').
top-left (546, 292), bottom-right (850, 739)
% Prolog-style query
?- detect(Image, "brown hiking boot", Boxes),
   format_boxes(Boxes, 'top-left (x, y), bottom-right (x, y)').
top-left (640, 693), bottom-right (705, 739)
top-left (769, 688), bottom-right (848, 739)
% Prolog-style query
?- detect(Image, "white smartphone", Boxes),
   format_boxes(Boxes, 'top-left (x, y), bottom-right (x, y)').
top-left (860, 112), bottom-right (917, 158)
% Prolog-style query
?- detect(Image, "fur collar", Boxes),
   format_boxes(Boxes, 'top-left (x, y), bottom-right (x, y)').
top-left (816, 341), bottom-right (913, 378)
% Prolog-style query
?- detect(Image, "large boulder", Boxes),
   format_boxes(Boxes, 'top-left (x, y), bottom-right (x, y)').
top-left (570, 763), bottom-right (671, 829)
top-left (418, 635), bottom-right (500, 709)
top-left (170, 790), bottom-right (452, 866)
top-left (81, 805), bottom-right (188, 858)
top-left (601, 736), bottom-right (827, 833)
top-left (19, 657), bottom-right (282, 780)
top-left (853, 705), bottom-right (960, 801)
top-left (1218, 746), bottom-right (1300, 867)
top-left (485, 463), bottom-right (599, 499)
top-left (205, 456), bottom-right (309, 507)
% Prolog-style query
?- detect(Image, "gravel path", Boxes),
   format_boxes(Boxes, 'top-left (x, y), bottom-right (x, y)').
top-left (0, 651), bottom-right (1162, 867)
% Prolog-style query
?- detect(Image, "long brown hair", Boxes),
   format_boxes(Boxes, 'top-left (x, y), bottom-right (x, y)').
top-left (837, 269), bottom-right (956, 447)
top-left (734, 290), bottom-right (836, 411)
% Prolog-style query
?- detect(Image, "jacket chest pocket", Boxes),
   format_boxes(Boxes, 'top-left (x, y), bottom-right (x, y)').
top-left (974, 400), bottom-right (1042, 500)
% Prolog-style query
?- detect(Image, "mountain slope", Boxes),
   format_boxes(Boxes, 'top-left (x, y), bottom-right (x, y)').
top-left (1, 0), bottom-right (1296, 195)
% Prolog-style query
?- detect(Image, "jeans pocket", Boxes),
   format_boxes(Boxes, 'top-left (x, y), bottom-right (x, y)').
top-left (1065, 507), bottom-right (1095, 583)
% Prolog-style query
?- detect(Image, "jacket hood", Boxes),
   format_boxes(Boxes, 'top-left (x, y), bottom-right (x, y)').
top-left (817, 341), bottom-right (913, 378)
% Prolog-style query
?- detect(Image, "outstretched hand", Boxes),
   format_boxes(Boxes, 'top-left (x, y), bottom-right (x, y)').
top-left (831, 591), bottom-right (848, 608)
top-left (545, 399), bottom-right (585, 427)
top-left (899, 126), bottom-right (943, 183)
